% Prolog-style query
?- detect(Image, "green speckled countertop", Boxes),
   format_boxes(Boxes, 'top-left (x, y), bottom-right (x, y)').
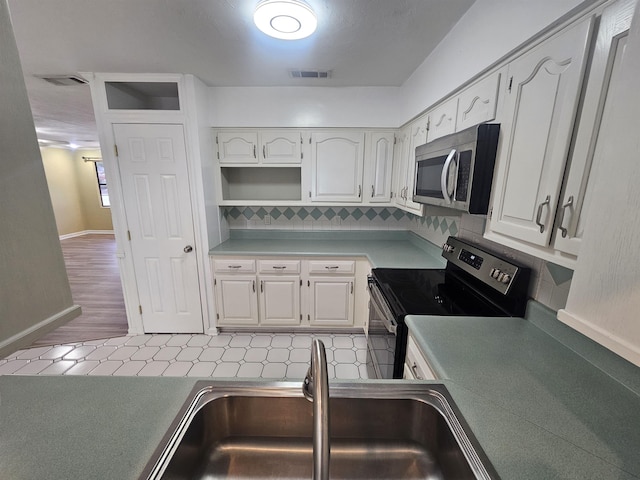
top-left (406, 302), bottom-right (640, 479)
top-left (209, 230), bottom-right (446, 268)
top-left (0, 376), bottom-right (197, 480)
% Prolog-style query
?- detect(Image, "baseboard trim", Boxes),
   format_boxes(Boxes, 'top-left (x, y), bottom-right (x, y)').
top-left (59, 230), bottom-right (114, 240)
top-left (557, 309), bottom-right (640, 367)
top-left (0, 305), bottom-right (82, 357)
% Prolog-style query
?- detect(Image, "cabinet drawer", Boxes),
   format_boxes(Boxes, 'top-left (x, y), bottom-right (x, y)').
top-left (307, 260), bottom-right (355, 275)
top-left (258, 260), bottom-right (301, 274)
top-left (213, 259), bottom-right (256, 273)
top-left (406, 335), bottom-right (437, 380)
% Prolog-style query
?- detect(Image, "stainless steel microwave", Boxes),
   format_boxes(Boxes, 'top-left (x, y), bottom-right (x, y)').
top-left (414, 123), bottom-right (500, 214)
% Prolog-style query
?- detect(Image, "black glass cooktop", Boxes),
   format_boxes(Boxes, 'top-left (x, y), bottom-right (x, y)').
top-left (371, 268), bottom-right (510, 319)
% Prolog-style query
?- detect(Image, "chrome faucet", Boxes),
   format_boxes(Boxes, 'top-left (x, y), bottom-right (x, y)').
top-left (302, 339), bottom-right (330, 480)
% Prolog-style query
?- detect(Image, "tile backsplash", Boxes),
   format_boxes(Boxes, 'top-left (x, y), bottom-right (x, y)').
top-left (221, 206), bottom-right (573, 311)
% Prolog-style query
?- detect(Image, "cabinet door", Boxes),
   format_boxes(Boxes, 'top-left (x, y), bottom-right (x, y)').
top-left (215, 275), bottom-right (258, 325)
top-left (308, 276), bottom-right (354, 326)
top-left (403, 121), bottom-right (427, 215)
top-left (259, 275), bottom-right (301, 326)
top-left (427, 97), bottom-right (458, 142)
top-left (405, 335), bottom-right (437, 380)
top-left (260, 130), bottom-right (302, 164)
top-left (456, 71), bottom-right (501, 131)
top-left (311, 131), bottom-right (364, 202)
top-left (553, 1), bottom-right (634, 256)
top-left (392, 127), bottom-right (409, 208)
top-left (217, 131), bottom-right (258, 164)
top-left (489, 18), bottom-right (594, 246)
top-left (365, 132), bottom-right (394, 203)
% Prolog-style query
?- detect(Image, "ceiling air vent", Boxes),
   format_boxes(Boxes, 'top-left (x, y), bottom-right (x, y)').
top-left (290, 70), bottom-right (331, 79)
top-left (35, 74), bottom-right (88, 86)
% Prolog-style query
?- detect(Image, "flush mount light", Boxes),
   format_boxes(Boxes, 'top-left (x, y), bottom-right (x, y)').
top-left (254, 0), bottom-right (317, 40)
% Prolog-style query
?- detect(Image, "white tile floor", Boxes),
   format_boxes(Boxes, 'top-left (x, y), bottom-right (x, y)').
top-left (0, 333), bottom-right (369, 380)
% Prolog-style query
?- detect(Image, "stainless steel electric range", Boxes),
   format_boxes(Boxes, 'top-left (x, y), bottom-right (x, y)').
top-left (366, 236), bottom-right (531, 379)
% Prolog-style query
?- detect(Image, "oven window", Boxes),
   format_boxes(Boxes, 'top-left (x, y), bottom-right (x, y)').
top-left (415, 156), bottom-right (448, 198)
top-left (366, 291), bottom-right (398, 379)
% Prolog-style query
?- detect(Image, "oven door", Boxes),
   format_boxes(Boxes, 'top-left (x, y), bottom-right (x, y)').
top-left (366, 276), bottom-right (399, 379)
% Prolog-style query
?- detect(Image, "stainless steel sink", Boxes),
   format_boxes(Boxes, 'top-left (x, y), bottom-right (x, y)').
top-left (141, 381), bottom-right (498, 480)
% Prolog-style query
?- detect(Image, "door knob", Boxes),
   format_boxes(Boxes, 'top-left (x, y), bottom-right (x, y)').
top-left (184, 245), bottom-right (193, 253)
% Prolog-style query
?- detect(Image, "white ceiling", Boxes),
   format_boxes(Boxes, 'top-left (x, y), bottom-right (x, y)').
top-left (7, 0), bottom-right (475, 148)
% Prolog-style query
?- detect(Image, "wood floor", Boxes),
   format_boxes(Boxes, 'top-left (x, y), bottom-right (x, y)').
top-left (31, 234), bottom-right (128, 347)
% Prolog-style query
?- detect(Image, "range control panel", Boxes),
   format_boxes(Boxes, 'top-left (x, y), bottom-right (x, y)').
top-left (441, 237), bottom-right (525, 295)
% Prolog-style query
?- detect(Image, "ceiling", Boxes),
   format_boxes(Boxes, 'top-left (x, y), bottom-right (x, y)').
top-left (7, 0), bottom-right (476, 148)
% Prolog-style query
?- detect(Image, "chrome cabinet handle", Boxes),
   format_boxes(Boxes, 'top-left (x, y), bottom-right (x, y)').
top-left (252, 280), bottom-right (255, 293)
top-left (324, 265), bottom-right (339, 270)
top-left (262, 145), bottom-right (266, 158)
top-left (253, 145), bottom-right (256, 158)
top-left (350, 282), bottom-right (353, 294)
top-left (183, 245), bottom-right (193, 253)
top-left (358, 185), bottom-right (362, 198)
top-left (228, 265), bottom-right (242, 269)
top-left (411, 363), bottom-right (423, 380)
top-left (558, 195), bottom-right (574, 238)
top-left (260, 280), bottom-right (264, 293)
top-left (371, 185), bottom-right (375, 197)
top-left (272, 265), bottom-right (287, 270)
top-left (535, 195), bottom-right (551, 233)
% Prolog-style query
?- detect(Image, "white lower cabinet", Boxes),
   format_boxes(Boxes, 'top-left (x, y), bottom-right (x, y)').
top-left (403, 333), bottom-right (437, 380)
top-left (215, 275), bottom-right (259, 326)
top-left (259, 275), bottom-right (301, 326)
top-left (213, 257), bottom-right (359, 329)
top-left (307, 276), bottom-right (355, 327)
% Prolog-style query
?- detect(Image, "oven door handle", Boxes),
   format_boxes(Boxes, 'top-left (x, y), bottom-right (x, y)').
top-left (440, 149), bottom-right (457, 204)
top-left (379, 311), bottom-right (398, 335)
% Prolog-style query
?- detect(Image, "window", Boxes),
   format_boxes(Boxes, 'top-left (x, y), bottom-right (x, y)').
top-left (95, 161), bottom-right (110, 207)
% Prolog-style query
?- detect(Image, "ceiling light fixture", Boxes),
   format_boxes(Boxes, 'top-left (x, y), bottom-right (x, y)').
top-left (254, 0), bottom-right (317, 40)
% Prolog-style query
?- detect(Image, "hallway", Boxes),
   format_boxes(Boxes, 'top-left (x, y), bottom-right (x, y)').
top-left (32, 234), bottom-right (128, 347)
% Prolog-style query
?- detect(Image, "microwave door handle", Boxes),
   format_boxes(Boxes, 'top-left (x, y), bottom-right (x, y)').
top-left (440, 149), bottom-right (457, 204)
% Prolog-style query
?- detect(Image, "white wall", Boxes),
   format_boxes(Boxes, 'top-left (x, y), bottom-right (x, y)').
top-left (206, 1), bottom-right (590, 129)
top-left (0, 0), bottom-right (79, 357)
top-left (208, 86), bottom-right (401, 128)
top-left (399, 0), bottom-right (588, 121)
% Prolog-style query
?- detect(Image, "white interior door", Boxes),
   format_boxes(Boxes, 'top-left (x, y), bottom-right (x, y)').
top-left (114, 123), bottom-right (203, 333)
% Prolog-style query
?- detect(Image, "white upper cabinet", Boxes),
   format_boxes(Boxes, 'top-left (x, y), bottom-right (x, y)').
top-left (426, 97), bottom-right (458, 142)
top-left (311, 130), bottom-right (365, 202)
top-left (217, 130), bottom-right (303, 165)
top-left (489, 17), bottom-right (594, 248)
top-left (392, 127), bottom-right (408, 208)
top-left (260, 130), bottom-right (303, 164)
top-left (217, 131), bottom-right (259, 164)
top-left (456, 71), bottom-right (501, 131)
top-left (365, 131), bottom-right (395, 203)
top-left (404, 121), bottom-right (428, 214)
top-left (393, 120), bottom-right (426, 215)
top-left (553, 0), bottom-right (635, 257)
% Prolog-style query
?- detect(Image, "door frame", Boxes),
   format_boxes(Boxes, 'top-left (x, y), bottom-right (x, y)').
top-left (85, 73), bottom-right (216, 335)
